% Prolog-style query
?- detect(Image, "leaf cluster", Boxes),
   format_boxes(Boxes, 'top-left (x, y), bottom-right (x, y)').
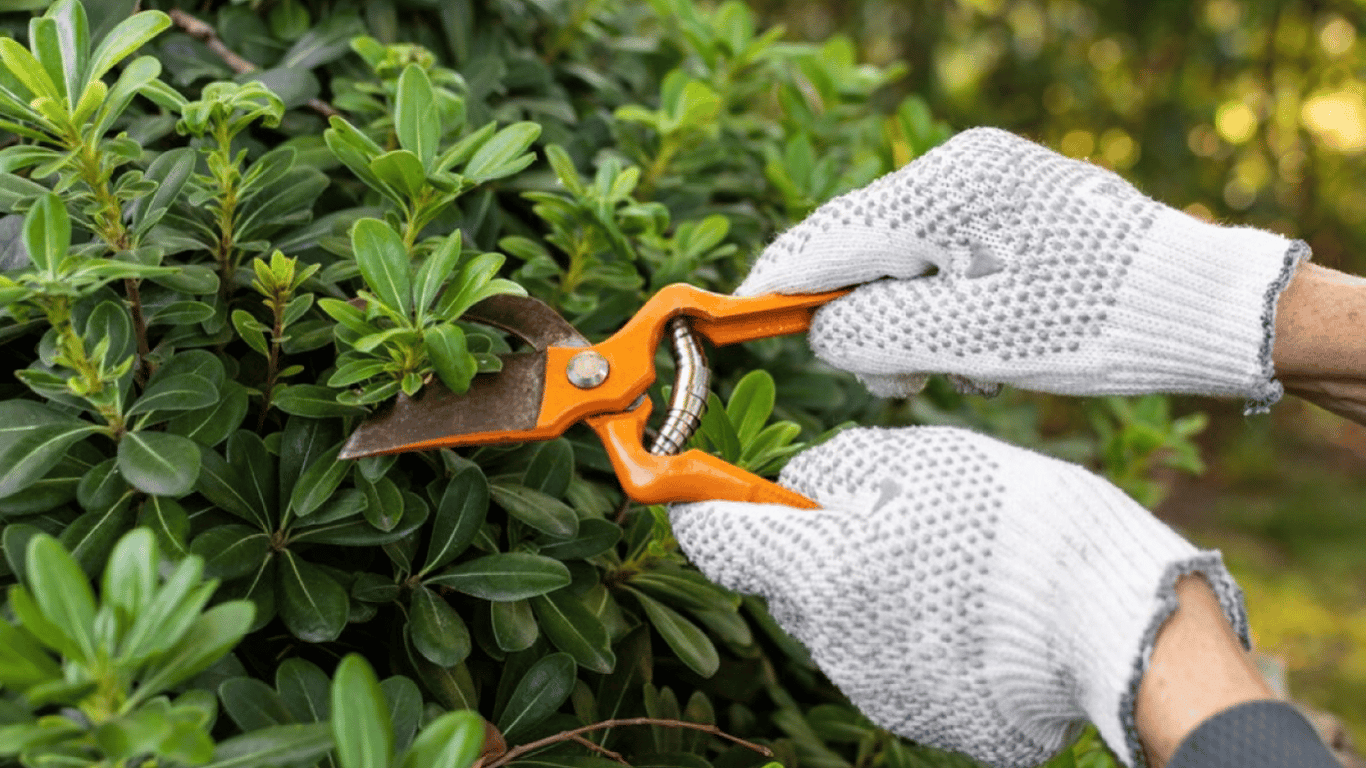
top-left (0, 2), bottom-right (1199, 768)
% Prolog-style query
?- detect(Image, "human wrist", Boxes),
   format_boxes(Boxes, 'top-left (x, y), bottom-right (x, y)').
top-left (1134, 575), bottom-right (1276, 768)
top-left (1273, 262), bottom-right (1366, 378)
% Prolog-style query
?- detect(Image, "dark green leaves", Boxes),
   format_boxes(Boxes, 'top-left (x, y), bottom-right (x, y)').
top-left (531, 589), bottom-right (614, 673)
top-left (278, 551), bottom-right (348, 643)
top-left (497, 652), bottom-right (574, 739)
top-left (421, 465), bottom-right (488, 574)
top-left (427, 553), bottom-right (570, 601)
top-left (117, 431), bottom-right (201, 497)
top-left (491, 483), bottom-right (578, 539)
top-left (409, 586), bottom-right (470, 667)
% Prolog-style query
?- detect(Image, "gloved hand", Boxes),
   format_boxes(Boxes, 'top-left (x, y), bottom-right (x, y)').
top-left (669, 426), bottom-right (1249, 768)
top-left (738, 127), bottom-right (1308, 413)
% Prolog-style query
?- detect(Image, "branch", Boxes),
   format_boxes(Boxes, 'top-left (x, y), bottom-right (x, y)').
top-left (168, 9), bottom-right (340, 118)
top-left (569, 734), bottom-right (629, 765)
top-left (485, 718), bottom-right (773, 768)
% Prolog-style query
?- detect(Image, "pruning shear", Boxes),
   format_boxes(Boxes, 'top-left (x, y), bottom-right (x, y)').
top-left (338, 284), bottom-right (848, 509)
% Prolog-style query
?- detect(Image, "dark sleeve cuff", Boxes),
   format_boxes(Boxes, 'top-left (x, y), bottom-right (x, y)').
top-left (1168, 700), bottom-right (1339, 768)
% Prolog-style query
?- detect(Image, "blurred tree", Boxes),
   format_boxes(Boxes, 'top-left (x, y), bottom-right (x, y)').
top-left (751, 0), bottom-right (1366, 272)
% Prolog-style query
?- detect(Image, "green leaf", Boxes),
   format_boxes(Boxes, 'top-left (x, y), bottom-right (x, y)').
top-left (427, 553), bottom-right (570, 601)
top-left (421, 465), bottom-right (488, 574)
top-left (412, 230), bottom-right (461, 318)
top-left (232, 309), bottom-right (270, 357)
top-left (118, 431), bottom-right (201, 496)
top-left (398, 710), bottom-right (484, 768)
top-left (117, 554), bottom-right (214, 662)
top-left (61, 497), bottom-right (136, 577)
top-left (278, 550), bottom-right (348, 643)
top-left (195, 445), bottom-right (268, 529)
top-left (21, 192), bottom-right (67, 275)
top-left (135, 600), bottom-right (255, 703)
top-left (205, 723), bottom-right (334, 768)
top-left (523, 439), bottom-right (574, 498)
top-left (274, 384), bottom-right (364, 418)
top-left (629, 589), bottom-right (719, 677)
top-left (352, 217), bottom-right (411, 317)
top-left (331, 654), bottom-right (394, 768)
top-left (0, 619), bottom-right (60, 689)
top-left (24, 534), bottom-right (97, 661)
top-left (360, 475), bottom-right (403, 532)
top-left (535, 518), bottom-right (621, 561)
top-left (0, 422), bottom-right (100, 499)
top-left (220, 677), bottom-right (291, 731)
top-left (276, 657), bottom-right (331, 724)
top-left (369, 149), bottom-right (426, 199)
top-left (489, 599), bottom-right (538, 653)
top-left (167, 381), bottom-right (249, 447)
top-left (425, 324), bottom-right (477, 394)
top-left (395, 64), bottom-right (440, 170)
top-left (192, 525), bottom-right (271, 581)
top-left (531, 589), bottom-right (615, 673)
top-left (490, 483), bottom-right (578, 539)
top-left (288, 439), bottom-right (348, 519)
top-left (464, 122), bottom-right (541, 183)
top-left (126, 373), bottom-right (217, 417)
top-left (87, 10), bottom-right (169, 83)
top-left (497, 652), bottom-right (575, 739)
top-left (129, 146), bottom-right (196, 236)
top-left (409, 585), bottom-right (471, 667)
top-left (135, 495), bottom-right (191, 558)
top-left (696, 392), bottom-right (740, 463)
top-left (726, 370), bottom-right (776, 445)
top-left (0, 38), bottom-right (60, 100)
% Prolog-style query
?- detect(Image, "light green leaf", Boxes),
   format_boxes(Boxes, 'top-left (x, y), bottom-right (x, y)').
top-left (395, 64), bottom-right (439, 170)
top-left (369, 149), bottom-right (426, 199)
top-left (351, 218), bottom-right (411, 317)
top-left (463, 121), bottom-right (541, 183)
top-left (726, 369), bottom-right (776, 445)
top-left (425, 324), bottom-right (477, 394)
top-left (21, 192), bottom-right (68, 275)
top-left (24, 534), bottom-right (97, 662)
top-left (412, 230), bottom-right (461, 318)
top-left (331, 654), bottom-right (394, 768)
top-left (87, 10), bottom-right (170, 84)
top-left (397, 710), bottom-right (484, 768)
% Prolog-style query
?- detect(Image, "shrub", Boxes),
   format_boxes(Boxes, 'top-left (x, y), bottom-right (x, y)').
top-left (0, 2), bottom-right (1202, 767)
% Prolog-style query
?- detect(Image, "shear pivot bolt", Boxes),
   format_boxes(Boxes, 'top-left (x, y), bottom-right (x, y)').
top-left (566, 351), bottom-right (609, 388)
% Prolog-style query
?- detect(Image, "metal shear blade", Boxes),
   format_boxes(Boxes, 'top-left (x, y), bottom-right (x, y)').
top-left (340, 284), bottom-right (849, 508)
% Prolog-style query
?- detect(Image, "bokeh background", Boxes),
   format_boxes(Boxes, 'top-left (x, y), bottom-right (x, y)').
top-left (748, 0), bottom-right (1366, 745)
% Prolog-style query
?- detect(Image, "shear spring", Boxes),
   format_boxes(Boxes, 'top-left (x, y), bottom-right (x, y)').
top-left (650, 317), bottom-right (710, 456)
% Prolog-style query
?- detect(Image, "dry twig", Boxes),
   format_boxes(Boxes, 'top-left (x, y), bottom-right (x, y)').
top-left (167, 9), bottom-right (340, 118)
top-left (484, 717), bottom-right (773, 768)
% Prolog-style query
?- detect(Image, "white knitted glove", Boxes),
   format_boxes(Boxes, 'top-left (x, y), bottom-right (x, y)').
top-left (738, 128), bottom-right (1308, 413)
top-left (670, 426), bottom-right (1249, 768)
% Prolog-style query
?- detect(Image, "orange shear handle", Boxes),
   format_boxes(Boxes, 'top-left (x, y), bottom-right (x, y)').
top-left (586, 400), bottom-right (820, 509)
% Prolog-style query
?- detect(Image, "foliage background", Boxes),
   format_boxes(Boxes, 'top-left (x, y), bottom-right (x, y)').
top-left (0, 0), bottom-right (1361, 766)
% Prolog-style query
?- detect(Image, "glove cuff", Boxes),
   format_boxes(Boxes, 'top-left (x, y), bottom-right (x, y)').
top-left (986, 457), bottom-right (1249, 767)
top-left (1109, 208), bottom-right (1308, 413)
